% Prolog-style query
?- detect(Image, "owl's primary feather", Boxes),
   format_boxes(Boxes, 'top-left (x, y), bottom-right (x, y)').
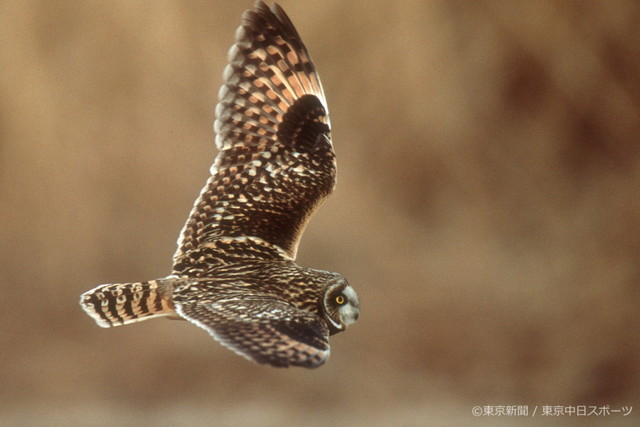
top-left (80, 1), bottom-right (359, 369)
top-left (173, 1), bottom-right (334, 271)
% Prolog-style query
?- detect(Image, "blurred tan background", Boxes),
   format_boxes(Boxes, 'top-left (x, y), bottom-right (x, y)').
top-left (1, 0), bottom-right (639, 425)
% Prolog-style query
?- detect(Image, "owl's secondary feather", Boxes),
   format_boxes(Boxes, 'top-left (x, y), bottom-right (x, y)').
top-left (173, 1), bottom-right (334, 272)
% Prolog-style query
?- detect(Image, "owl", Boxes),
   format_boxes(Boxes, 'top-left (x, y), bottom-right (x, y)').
top-left (80, 1), bottom-right (360, 368)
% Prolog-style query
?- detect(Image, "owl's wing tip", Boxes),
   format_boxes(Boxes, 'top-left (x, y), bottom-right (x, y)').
top-left (175, 296), bottom-right (331, 369)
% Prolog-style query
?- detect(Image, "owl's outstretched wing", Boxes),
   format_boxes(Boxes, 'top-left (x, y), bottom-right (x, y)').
top-left (173, 1), bottom-right (334, 273)
top-left (174, 296), bottom-right (330, 368)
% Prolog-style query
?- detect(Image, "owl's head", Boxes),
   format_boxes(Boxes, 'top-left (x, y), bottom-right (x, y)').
top-left (323, 279), bottom-right (360, 335)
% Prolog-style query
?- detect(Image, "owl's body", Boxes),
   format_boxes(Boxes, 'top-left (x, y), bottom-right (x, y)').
top-left (80, 1), bottom-right (359, 368)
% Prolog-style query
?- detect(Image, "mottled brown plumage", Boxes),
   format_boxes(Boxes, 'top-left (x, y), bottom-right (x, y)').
top-left (80, 1), bottom-right (359, 368)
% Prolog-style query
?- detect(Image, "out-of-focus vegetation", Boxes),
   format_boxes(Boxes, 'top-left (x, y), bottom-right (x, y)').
top-left (1, 1), bottom-right (639, 425)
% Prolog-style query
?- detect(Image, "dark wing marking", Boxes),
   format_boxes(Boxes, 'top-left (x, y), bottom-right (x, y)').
top-left (173, 1), bottom-right (334, 273)
top-left (174, 296), bottom-right (330, 368)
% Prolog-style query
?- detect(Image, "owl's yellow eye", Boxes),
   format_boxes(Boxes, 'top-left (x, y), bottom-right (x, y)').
top-left (335, 295), bottom-right (345, 305)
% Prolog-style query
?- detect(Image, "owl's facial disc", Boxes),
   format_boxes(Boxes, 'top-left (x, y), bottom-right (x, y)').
top-left (324, 281), bottom-right (360, 334)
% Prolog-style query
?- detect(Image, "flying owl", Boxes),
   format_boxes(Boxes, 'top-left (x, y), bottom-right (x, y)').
top-left (80, 1), bottom-right (360, 368)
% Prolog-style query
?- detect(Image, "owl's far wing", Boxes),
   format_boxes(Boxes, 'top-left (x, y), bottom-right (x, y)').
top-left (174, 296), bottom-right (330, 368)
top-left (173, 1), bottom-right (334, 271)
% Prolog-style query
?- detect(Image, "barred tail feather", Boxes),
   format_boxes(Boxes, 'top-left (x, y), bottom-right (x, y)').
top-left (80, 277), bottom-right (181, 328)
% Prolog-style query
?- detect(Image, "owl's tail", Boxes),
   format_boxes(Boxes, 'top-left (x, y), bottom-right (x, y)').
top-left (80, 277), bottom-right (183, 328)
